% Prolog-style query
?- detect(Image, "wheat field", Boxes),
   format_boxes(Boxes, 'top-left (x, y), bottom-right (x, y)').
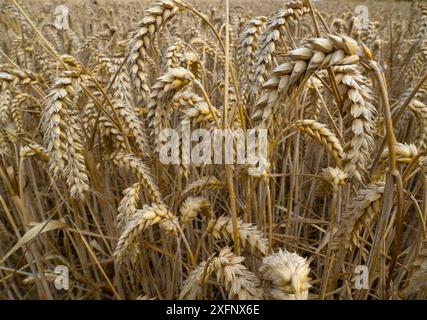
top-left (0, 0), bottom-right (426, 300)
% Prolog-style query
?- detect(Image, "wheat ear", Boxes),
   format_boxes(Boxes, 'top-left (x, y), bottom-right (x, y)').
top-left (0, 88), bottom-right (12, 126)
top-left (20, 143), bottom-right (50, 160)
top-left (334, 182), bottom-right (385, 252)
top-left (147, 67), bottom-right (195, 153)
top-left (409, 100), bottom-right (427, 150)
top-left (335, 65), bottom-right (376, 182)
top-left (260, 249), bottom-right (311, 300)
top-left (238, 16), bottom-right (266, 102)
top-left (212, 247), bottom-right (263, 299)
top-left (207, 215), bottom-right (269, 255)
top-left (377, 142), bottom-right (421, 173)
top-left (10, 93), bottom-right (32, 133)
top-left (402, 236), bottom-right (427, 297)
top-left (117, 182), bottom-right (142, 231)
top-left (41, 69), bottom-right (84, 178)
top-left (180, 196), bottom-right (213, 225)
top-left (110, 151), bottom-right (162, 204)
top-left (179, 259), bottom-right (215, 299)
top-left (295, 120), bottom-right (344, 165)
top-left (129, 0), bottom-right (184, 102)
top-left (249, 1), bottom-right (310, 99)
top-left (65, 110), bottom-right (90, 199)
top-left (253, 35), bottom-right (360, 129)
top-left (181, 176), bottom-right (223, 198)
top-left (114, 203), bottom-right (178, 264)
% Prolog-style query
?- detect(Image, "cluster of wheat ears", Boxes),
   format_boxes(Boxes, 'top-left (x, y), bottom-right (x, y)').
top-left (0, 0), bottom-right (426, 300)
